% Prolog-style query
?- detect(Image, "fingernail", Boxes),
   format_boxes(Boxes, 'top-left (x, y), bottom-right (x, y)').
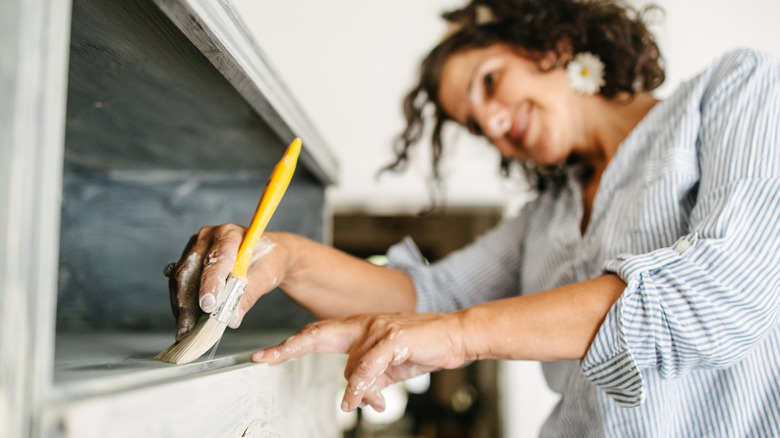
top-left (176, 327), bottom-right (188, 341)
top-left (200, 294), bottom-right (216, 312)
top-left (341, 400), bottom-right (349, 412)
top-left (251, 351), bottom-right (264, 362)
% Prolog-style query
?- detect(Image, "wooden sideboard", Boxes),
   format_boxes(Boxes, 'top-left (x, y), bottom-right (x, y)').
top-left (1, 0), bottom-right (342, 436)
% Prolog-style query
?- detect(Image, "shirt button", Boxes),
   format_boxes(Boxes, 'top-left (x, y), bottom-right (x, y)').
top-left (674, 239), bottom-right (691, 253)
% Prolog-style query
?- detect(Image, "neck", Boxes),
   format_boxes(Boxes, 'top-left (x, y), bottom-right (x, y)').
top-left (576, 92), bottom-right (659, 170)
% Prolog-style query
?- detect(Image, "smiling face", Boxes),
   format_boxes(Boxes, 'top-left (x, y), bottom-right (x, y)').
top-left (438, 44), bottom-right (585, 166)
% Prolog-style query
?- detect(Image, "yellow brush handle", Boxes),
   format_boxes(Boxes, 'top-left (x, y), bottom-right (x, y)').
top-left (231, 138), bottom-right (301, 282)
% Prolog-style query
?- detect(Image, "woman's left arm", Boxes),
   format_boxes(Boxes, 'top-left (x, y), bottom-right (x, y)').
top-left (252, 275), bottom-right (626, 412)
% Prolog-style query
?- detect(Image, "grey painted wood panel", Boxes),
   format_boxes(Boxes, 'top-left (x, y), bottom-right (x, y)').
top-left (65, 0), bottom-right (286, 172)
top-left (57, 170), bottom-right (323, 331)
top-left (65, 0), bottom-right (337, 183)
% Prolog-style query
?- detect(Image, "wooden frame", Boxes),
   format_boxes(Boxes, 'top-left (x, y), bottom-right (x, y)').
top-left (0, 0), bottom-right (73, 436)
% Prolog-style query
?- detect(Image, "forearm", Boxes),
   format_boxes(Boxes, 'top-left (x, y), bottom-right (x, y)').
top-left (275, 232), bottom-right (417, 318)
top-left (457, 274), bottom-right (626, 362)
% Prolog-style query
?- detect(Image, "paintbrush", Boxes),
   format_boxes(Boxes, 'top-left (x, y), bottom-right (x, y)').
top-left (156, 138), bottom-right (301, 364)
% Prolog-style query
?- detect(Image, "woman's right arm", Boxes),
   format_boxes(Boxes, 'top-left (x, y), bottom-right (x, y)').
top-left (168, 225), bottom-right (417, 341)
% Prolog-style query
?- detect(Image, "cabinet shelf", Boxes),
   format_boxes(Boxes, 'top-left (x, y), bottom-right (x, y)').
top-left (1, 0), bottom-right (342, 436)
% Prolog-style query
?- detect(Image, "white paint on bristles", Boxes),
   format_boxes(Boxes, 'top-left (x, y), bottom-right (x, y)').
top-left (155, 315), bottom-right (228, 364)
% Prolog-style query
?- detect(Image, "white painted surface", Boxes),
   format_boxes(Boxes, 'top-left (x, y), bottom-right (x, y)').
top-left (232, 1), bottom-right (780, 436)
top-left (44, 331), bottom-right (345, 438)
top-left (0, 0), bottom-right (71, 437)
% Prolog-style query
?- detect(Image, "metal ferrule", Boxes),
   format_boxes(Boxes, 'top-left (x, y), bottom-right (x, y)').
top-left (212, 276), bottom-right (246, 324)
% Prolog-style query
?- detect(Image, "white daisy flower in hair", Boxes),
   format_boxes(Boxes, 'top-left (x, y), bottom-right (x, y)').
top-left (566, 52), bottom-right (606, 95)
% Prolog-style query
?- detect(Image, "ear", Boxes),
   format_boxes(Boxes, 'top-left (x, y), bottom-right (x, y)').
top-left (553, 36), bottom-right (574, 67)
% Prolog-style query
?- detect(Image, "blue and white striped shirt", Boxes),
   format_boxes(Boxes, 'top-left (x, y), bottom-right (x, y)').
top-left (388, 49), bottom-right (780, 436)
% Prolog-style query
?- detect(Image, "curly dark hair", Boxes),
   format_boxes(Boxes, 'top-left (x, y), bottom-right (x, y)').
top-left (380, 0), bottom-right (665, 194)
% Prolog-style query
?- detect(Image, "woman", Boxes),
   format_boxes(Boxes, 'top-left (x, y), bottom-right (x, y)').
top-left (167, 0), bottom-right (780, 435)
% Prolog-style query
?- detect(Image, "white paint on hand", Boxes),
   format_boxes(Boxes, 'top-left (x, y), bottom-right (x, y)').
top-left (250, 236), bottom-right (276, 262)
top-left (203, 253), bottom-right (219, 270)
top-left (392, 347), bottom-right (409, 363)
top-left (180, 253), bottom-right (202, 296)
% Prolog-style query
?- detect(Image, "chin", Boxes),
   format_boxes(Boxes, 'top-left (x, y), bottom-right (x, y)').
top-left (530, 150), bottom-right (566, 167)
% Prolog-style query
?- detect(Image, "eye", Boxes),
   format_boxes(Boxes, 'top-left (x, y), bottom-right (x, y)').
top-left (483, 72), bottom-right (495, 95)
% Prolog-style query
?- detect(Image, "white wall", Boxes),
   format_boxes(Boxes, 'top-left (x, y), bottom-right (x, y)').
top-left (646, 0), bottom-right (780, 98)
top-left (232, 1), bottom-right (780, 436)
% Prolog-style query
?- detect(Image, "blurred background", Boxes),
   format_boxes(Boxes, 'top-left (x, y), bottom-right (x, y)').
top-left (231, 1), bottom-right (780, 436)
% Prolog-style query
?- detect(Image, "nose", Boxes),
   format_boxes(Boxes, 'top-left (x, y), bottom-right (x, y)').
top-left (478, 103), bottom-right (511, 139)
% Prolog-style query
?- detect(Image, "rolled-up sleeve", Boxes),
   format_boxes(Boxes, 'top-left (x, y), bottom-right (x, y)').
top-left (582, 49), bottom-right (780, 407)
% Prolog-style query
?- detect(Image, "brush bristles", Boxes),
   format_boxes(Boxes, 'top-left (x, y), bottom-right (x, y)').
top-left (155, 316), bottom-right (228, 364)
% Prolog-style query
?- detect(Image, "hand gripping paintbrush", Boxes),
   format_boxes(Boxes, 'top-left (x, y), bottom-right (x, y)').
top-left (156, 138), bottom-right (301, 364)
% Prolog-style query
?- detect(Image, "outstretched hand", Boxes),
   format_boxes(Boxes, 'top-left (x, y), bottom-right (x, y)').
top-left (251, 312), bottom-right (469, 412)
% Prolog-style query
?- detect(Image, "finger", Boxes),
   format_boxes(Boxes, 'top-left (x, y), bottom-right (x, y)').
top-left (343, 326), bottom-right (405, 379)
top-left (198, 224), bottom-right (243, 312)
top-left (172, 229), bottom-right (213, 341)
top-left (227, 300), bottom-right (246, 329)
top-left (356, 385), bottom-right (386, 413)
top-left (168, 234), bottom-right (198, 318)
top-left (250, 320), bottom-right (360, 364)
top-left (342, 343), bottom-right (396, 412)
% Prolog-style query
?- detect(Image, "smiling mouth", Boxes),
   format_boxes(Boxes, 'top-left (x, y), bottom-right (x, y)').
top-left (510, 102), bottom-right (531, 146)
